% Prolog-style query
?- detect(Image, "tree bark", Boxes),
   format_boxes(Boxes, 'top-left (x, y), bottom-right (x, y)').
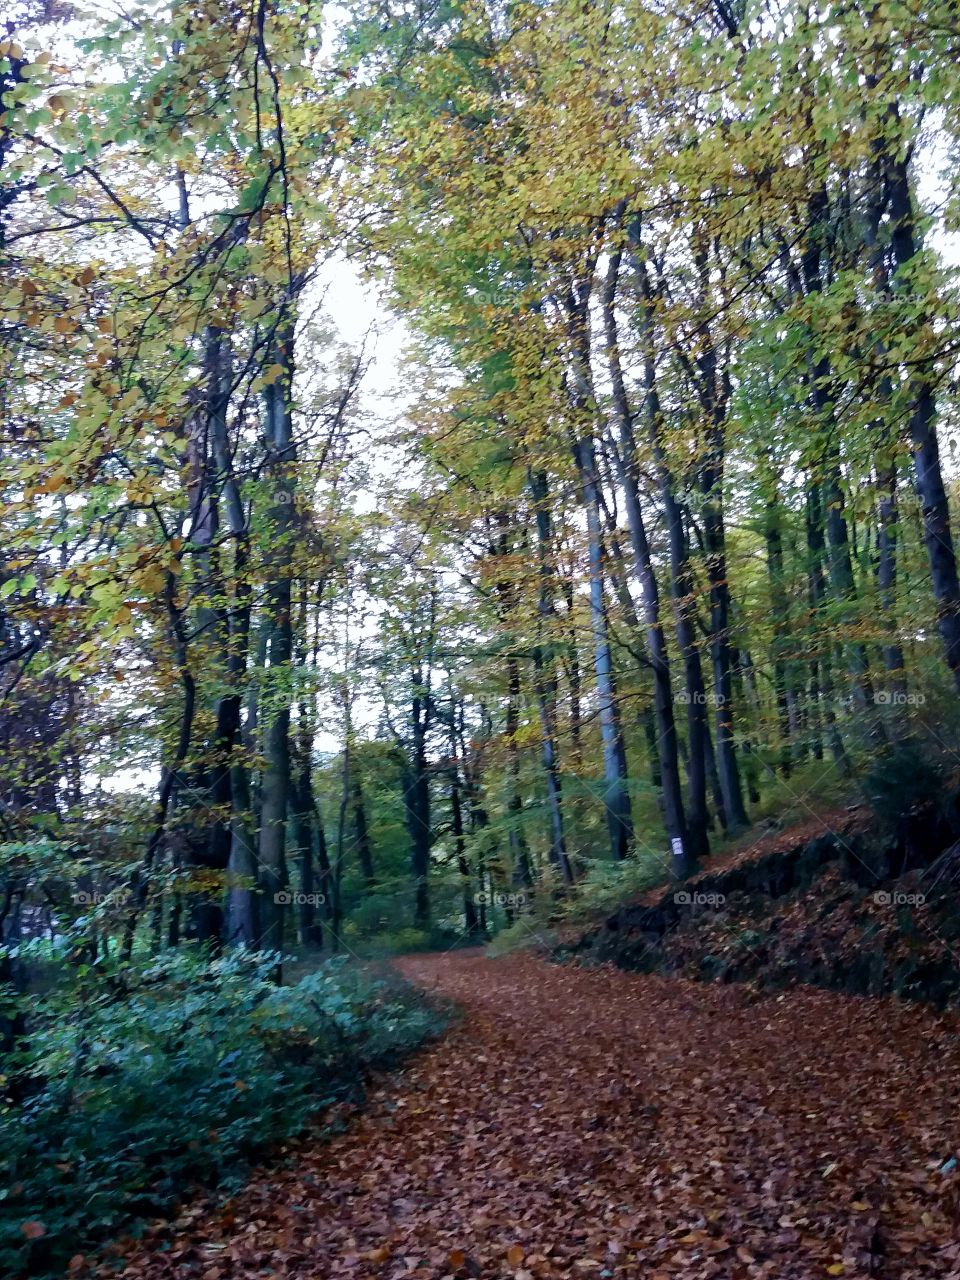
top-left (257, 326), bottom-right (297, 953)
top-left (884, 133), bottom-right (960, 690)
top-left (603, 236), bottom-right (692, 876)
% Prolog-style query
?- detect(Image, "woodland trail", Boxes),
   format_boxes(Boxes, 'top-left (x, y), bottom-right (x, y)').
top-left (102, 952), bottom-right (960, 1280)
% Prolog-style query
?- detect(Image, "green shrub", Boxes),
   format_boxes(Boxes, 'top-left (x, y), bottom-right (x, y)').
top-left (0, 948), bottom-right (448, 1277)
top-left (863, 738), bottom-right (945, 832)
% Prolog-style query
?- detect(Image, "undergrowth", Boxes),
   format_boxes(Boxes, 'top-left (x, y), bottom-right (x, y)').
top-left (0, 947), bottom-right (449, 1277)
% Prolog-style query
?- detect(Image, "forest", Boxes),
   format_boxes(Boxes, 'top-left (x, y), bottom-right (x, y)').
top-left (3, 0), bottom-right (960, 1274)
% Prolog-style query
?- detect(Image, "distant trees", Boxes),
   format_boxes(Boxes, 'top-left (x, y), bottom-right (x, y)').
top-left (1, 0), bottom-right (960, 954)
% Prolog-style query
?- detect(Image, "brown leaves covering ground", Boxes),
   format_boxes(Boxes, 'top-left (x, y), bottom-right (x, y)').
top-left (646, 863), bottom-right (960, 993)
top-left (92, 951), bottom-right (960, 1280)
top-left (632, 808), bottom-right (870, 908)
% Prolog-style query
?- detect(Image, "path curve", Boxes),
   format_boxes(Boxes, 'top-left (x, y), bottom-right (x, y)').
top-left (99, 951), bottom-right (960, 1279)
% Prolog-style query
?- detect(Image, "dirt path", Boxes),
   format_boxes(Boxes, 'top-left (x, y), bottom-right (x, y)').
top-left (102, 952), bottom-right (960, 1279)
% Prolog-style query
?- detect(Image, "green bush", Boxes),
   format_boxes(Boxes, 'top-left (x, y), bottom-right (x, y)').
top-left (0, 948), bottom-right (448, 1277)
top-left (863, 737), bottom-right (945, 832)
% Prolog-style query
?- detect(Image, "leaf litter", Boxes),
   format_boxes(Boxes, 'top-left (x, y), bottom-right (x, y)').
top-left (83, 951), bottom-right (960, 1279)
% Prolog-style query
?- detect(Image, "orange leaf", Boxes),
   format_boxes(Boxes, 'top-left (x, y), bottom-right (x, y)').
top-left (21, 1221), bottom-right (46, 1240)
top-left (507, 1244), bottom-right (525, 1267)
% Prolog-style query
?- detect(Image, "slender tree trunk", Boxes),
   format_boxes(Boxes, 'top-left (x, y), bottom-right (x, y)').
top-left (123, 578), bottom-right (195, 960)
top-left (559, 571), bottom-right (583, 773)
top-left (801, 187), bottom-right (878, 719)
top-left (504, 653), bottom-right (533, 887)
top-left (406, 719), bottom-right (432, 930)
top-left (527, 470), bottom-right (575, 883)
top-left (633, 256), bottom-right (709, 866)
top-left (573, 431), bottom-right (633, 860)
top-left (806, 482), bottom-right (850, 773)
top-left (699, 425), bottom-right (748, 829)
top-left (765, 490), bottom-right (794, 776)
top-left (226, 618), bottom-right (264, 946)
top-left (257, 325), bottom-right (297, 954)
top-left (885, 136), bottom-right (960, 691)
top-left (686, 234), bottom-right (748, 831)
top-left (204, 327), bottom-right (258, 947)
top-left (602, 505), bottom-right (665, 796)
top-left (352, 770), bottom-right (375, 886)
top-left (565, 295), bottom-right (634, 861)
top-left (447, 691), bottom-right (479, 937)
top-left (293, 766), bottom-right (322, 948)
top-left (289, 591), bottom-right (321, 948)
top-left (604, 238), bottom-right (692, 875)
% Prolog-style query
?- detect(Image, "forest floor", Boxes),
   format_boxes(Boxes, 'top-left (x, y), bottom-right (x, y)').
top-left (92, 950), bottom-right (960, 1280)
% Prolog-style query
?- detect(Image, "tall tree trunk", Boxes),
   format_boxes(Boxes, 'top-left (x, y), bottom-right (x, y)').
top-left (633, 253), bottom-right (708, 867)
top-left (406, 710), bottom-right (432, 930)
top-left (884, 133), bottom-right (960, 691)
top-left (573, 432), bottom-right (633, 860)
top-left (204, 326), bottom-right (258, 947)
top-left (601, 499), bottom-right (665, 797)
top-left (257, 325), bottom-right (297, 953)
top-left (504, 653), bottom-right (533, 887)
top-left (765, 488), bottom-right (794, 776)
top-left (226, 618), bottom-right (264, 946)
top-left (692, 267), bottom-right (748, 831)
top-left (352, 770), bottom-right (375, 886)
top-left (566, 297), bottom-right (634, 861)
top-left (806, 481), bottom-right (850, 773)
top-left (293, 591), bottom-right (323, 948)
top-left (800, 187), bottom-right (878, 719)
top-left (178, 324), bottom-right (231, 946)
top-left (292, 766), bottom-right (322, 948)
top-left (447, 690), bottom-right (480, 937)
top-left (602, 242), bottom-right (691, 874)
top-left (526, 470), bottom-right (575, 884)
top-left (559, 569), bottom-right (583, 774)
